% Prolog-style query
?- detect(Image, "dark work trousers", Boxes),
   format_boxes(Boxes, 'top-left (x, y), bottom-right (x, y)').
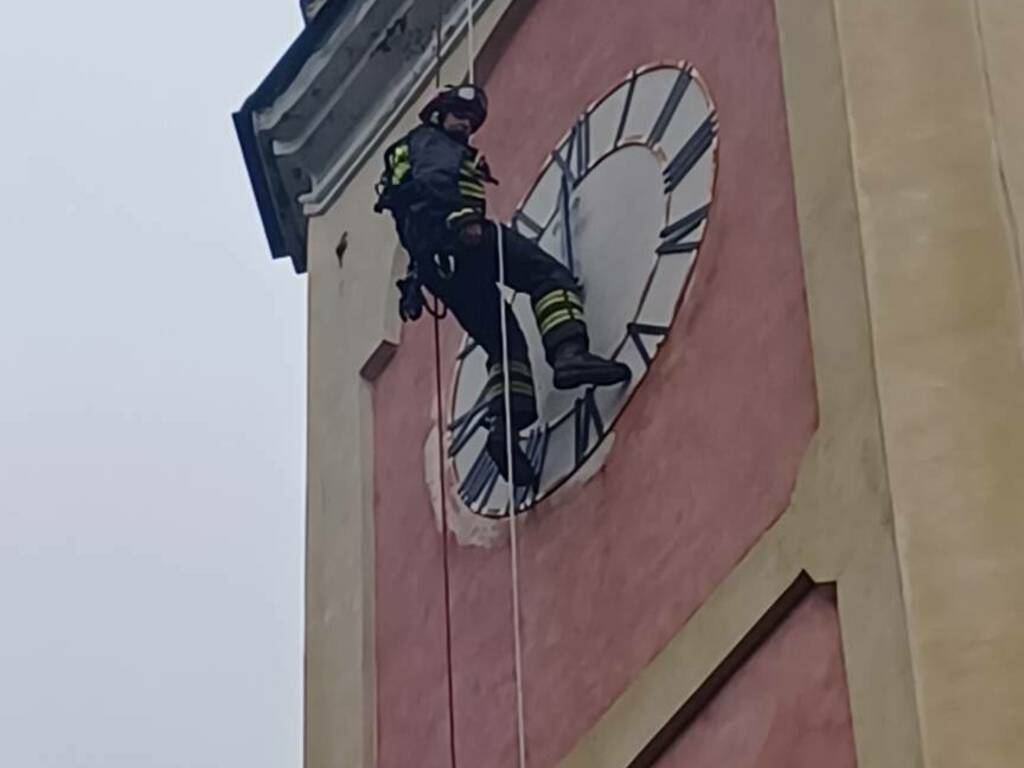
top-left (417, 221), bottom-right (586, 431)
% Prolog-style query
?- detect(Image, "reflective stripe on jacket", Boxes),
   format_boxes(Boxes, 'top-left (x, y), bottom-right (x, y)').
top-left (376, 124), bottom-right (496, 252)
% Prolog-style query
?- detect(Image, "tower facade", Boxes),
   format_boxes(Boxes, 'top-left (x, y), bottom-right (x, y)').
top-left (235, 1), bottom-right (1024, 766)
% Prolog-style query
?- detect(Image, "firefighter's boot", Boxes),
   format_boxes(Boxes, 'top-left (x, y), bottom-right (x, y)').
top-left (552, 341), bottom-right (632, 390)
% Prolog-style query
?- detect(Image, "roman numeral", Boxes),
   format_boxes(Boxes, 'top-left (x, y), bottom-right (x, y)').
top-left (448, 397), bottom-right (489, 457)
top-left (570, 113), bottom-right (591, 180)
top-left (548, 149), bottom-right (578, 275)
top-left (663, 113), bottom-right (716, 193)
top-left (574, 388), bottom-right (605, 466)
top-left (551, 146), bottom-right (577, 190)
top-left (459, 446), bottom-right (501, 510)
top-left (648, 66), bottom-right (693, 147)
top-left (512, 209), bottom-right (545, 242)
top-left (513, 427), bottom-right (550, 509)
top-left (614, 71), bottom-right (638, 148)
top-left (556, 114), bottom-right (590, 185)
top-left (627, 322), bottom-right (670, 367)
top-left (563, 196), bottom-right (576, 276)
top-left (559, 179), bottom-right (576, 276)
top-left (657, 205), bottom-right (709, 256)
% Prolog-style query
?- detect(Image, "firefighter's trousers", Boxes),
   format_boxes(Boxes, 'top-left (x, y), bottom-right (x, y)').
top-left (419, 222), bottom-right (587, 431)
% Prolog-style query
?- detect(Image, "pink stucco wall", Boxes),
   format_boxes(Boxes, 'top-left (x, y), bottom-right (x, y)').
top-left (372, 0), bottom-right (818, 765)
top-left (656, 589), bottom-right (856, 768)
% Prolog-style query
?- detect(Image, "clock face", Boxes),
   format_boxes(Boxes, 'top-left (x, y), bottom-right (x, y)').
top-left (447, 62), bottom-right (718, 517)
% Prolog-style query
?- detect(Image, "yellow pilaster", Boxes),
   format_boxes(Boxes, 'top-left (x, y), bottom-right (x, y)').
top-left (835, 1), bottom-right (1024, 764)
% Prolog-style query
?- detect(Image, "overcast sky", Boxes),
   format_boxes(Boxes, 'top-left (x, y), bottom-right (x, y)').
top-left (1, 3), bottom-right (307, 766)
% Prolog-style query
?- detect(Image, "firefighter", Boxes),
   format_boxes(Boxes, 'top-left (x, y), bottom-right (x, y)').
top-left (374, 84), bottom-right (630, 488)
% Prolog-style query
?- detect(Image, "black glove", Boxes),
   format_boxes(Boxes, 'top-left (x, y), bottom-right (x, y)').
top-left (396, 272), bottom-right (424, 322)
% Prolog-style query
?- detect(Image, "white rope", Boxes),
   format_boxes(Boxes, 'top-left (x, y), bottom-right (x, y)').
top-left (495, 222), bottom-right (528, 768)
top-left (466, 0), bottom-right (476, 84)
top-left (465, 2), bottom-right (526, 763)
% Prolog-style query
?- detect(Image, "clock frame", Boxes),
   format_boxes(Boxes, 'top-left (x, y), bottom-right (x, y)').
top-left (446, 61), bottom-right (719, 517)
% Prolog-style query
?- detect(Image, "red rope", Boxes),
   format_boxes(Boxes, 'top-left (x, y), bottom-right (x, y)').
top-left (432, 298), bottom-right (459, 768)
top-left (433, 6), bottom-right (457, 765)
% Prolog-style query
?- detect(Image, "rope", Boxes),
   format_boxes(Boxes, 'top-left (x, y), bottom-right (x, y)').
top-left (427, 2), bottom-right (528, 765)
top-left (432, 298), bottom-right (459, 768)
top-left (435, 0), bottom-right (444, 89)
top-left (494, 222), bottom-right (529, 768)
top-left (464, 1), bottom-right (527, 762)
top-left (432, 6), bottom-right (457, 768)
top-left (466, 0), bottom-right (476, 84)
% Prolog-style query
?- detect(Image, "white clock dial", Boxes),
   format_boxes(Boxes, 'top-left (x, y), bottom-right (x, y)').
top-left (447, 62), bottom-right (719, 517)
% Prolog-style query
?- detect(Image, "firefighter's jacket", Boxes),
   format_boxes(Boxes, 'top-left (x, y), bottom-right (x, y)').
top-left (375, 124), bottom-right (496, 259)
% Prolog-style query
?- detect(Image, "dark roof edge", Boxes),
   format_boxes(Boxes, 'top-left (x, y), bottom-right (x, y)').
top-left (233, 2), bottom-right (357, 274)
top-left (233, 110), bottom-right (302, 271)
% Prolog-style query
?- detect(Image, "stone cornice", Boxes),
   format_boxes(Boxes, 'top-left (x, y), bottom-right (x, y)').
top-left (234, 0), bottom-right (496, 273)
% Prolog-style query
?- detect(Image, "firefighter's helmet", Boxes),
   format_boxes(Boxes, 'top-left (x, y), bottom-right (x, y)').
top-left (419, 84), bottom-right (489, 131)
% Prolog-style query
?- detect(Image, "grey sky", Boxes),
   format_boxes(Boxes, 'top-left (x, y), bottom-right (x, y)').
top-left (1, 3), bottom-right (307, 766)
